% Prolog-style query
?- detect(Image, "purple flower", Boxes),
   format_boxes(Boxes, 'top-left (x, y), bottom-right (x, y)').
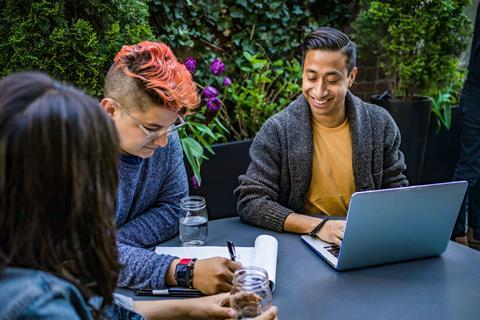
top-left (222, 77), bottom-right (232, 87)
top-left (190, 175), bottom-right (200, 189)
top-left (203, 86), bottom-right (219, 99)
top-left (184, 57), bottom-right (197, 74)
top-left (206, 97), bottom-right (222, 112)
top-left (210, 58), bottom-right (225, 75)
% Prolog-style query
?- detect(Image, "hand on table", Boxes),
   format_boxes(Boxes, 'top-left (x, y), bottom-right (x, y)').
top-left (193, 257), bottom-right (242, 294)
top-left (228, 291), bottom-right (278, 320)
top-left (135, 293), bottom-right (278, 320)
top-left (316, 220), bottom-right (345, 246)
top-left (183, 293), bottom-right (278, 320)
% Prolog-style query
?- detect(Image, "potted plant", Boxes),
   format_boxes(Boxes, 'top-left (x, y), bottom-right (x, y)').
top-left (179, 52), bottom-right (301, 218)
top-left (422, 73), bottom-right (464, 184)
top-left (352, 0), bottom-right (471, 184)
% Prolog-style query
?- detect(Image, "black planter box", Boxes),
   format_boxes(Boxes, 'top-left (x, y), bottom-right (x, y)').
top-left (421, 105), bottom-right (461, 184)
top-left (371, 95), bottom-right (432, 185)
top-left (185, 140), bottom-right (252, 220)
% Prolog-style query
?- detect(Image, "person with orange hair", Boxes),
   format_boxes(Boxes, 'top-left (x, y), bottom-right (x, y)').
top-left (100, 42), bottom-right (241, 294)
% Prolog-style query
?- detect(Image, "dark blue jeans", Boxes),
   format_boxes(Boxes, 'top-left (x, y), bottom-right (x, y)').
top-left (452, 73), bottom-right (480, 239)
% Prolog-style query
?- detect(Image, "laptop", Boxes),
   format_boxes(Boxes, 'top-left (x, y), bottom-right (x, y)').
top-left (301, 181), bottom-right (468, 270)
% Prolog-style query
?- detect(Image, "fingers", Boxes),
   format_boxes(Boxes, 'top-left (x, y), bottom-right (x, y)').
top-left (332, 236), bottom-right (342, 246)
top-left (330, 221), bottom-right (344, 246)
top-left (202, 305), bottom-right (235, 319)
top-left (208, 306), bottom-right (236, 319)
top-left (226, 259), bottom-right (242, 271)
top-left (217, 279), bottom-right (233, 292)
top-left (317, 220), bottom-right (345, 245)
top-left (255, 306), bottom-right (278, 320)
top-left (230, 291), bottom-right (262, 311)
top-left (207, 292), bottom-right (230, 305)
top-left (194, 257), bottom-right (240, 294)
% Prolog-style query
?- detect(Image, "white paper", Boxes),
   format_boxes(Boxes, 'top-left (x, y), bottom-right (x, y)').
top-left (155, 235), bottom-right (278, 289)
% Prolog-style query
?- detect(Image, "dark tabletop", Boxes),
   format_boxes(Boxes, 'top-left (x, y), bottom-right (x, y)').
top-left (117, 217), bottom-right (480, 320)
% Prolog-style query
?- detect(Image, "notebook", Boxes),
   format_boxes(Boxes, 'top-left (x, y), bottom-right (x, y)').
top-left (301, 181), bottom-right (468, 271)
top-left (155, 234), bottom-right (278, 290)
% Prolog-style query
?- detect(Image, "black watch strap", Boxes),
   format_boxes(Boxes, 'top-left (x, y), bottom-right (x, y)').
top-left (309, 217), bottom-right (330, 238)
top-left (174, 258), bottom-right (198, 288)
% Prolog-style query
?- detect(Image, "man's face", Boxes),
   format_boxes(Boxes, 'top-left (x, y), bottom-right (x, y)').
top-left (302, 49), bottom-right (357, 126)
top-left (102, 97), bottom-right (179, 159)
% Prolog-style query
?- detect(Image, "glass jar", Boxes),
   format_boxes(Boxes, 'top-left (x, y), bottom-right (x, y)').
top-left (230, 266), bottom-right (273, 319)
top-left (179, 195), bottom-right (208, 246)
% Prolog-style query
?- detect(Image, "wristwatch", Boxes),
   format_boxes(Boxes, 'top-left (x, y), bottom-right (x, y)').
top-left (309, 217), bottom-right (330, 238)
top-left (174, 258), bottom-right (197, 288)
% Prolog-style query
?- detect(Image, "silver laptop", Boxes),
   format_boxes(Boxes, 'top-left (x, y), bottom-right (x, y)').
top-left (301, 181), bottom-right (468, 270)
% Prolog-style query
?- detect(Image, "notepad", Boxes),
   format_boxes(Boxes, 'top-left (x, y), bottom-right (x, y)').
top-left (155, 235), bottom-right (278, 290)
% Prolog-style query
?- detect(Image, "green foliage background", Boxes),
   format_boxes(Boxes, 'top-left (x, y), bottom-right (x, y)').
top-left (352, 0), bottom-right (472, 98)
top-left (149, 0), bottom-right (359, 142)
top-left (150, 0), bottom-right (357, 61)
top-left (0, 0), bottom-right (154, 97)
top-left (0, 0), bottom-right (359, 185)
top-left (0, 0), bottom-right (472, 183)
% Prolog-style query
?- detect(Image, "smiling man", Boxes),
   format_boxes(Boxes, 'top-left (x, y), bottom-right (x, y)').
top-left (235, 27), bottom-right (408, 245)
top-left (102, 41), bottom-right (240, 293)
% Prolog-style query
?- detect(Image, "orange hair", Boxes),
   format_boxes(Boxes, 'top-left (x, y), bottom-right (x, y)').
top-left (113, 41), bottom-right (199, 113)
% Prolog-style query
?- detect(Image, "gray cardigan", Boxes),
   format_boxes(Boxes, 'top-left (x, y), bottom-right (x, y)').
top-left (234, 92), bottom-right (408, 232)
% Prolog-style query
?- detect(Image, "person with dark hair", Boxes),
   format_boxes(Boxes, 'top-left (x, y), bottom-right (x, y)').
top-left (235, 27), bottom-right (408, 244)
top-left (100, 41), bottom-right (241, 294)
top-left (0, 71), bottom-right (278, 320)
top-left (451, 3), bottom-right (480, 249)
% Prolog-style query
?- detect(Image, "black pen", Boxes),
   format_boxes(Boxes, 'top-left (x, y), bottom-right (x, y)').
top-left (134, 287), bottom-right (203, 297)
top-left (227, 240), bottom-right (236, 261)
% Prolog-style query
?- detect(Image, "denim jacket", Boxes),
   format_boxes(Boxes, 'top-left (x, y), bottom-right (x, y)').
top-left (0, 267), bottom-right (143, 320)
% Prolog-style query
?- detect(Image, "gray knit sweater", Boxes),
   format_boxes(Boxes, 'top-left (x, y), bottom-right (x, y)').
top-left (234, 92), bottom-right (408, 232)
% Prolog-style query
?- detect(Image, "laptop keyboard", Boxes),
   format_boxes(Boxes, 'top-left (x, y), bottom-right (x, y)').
top-left (324, 245), bottom-right (340, 258)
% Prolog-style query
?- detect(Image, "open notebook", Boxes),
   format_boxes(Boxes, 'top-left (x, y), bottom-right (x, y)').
top-left (155, 235), bottom-right (278, 290)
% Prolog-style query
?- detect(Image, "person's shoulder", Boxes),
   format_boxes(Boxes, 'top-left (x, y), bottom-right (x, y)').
top-left (349, 93), bottom-right (394, 125)
top-left (1, 267), bottom-right (65, 293)
top-left (0, 267), bottom-right (85, 319)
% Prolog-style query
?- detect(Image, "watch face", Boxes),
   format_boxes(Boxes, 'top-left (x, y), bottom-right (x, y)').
top-left (175, 263), bottom-right (189, 286)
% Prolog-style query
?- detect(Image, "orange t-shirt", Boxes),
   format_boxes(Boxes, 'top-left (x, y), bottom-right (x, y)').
top-left (304, 117), bottom-right (355, 216)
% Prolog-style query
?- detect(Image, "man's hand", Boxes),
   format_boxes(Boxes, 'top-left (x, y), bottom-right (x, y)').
top-left (316, 220), bottom-right (345, 246)
top-left (193, 257), bottom-right (242, 294)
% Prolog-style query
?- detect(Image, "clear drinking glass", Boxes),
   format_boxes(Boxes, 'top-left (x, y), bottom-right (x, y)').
top-left (230, 266), bottom-right (273, 320)
top-left (179, 195), bottom-right (208, 246)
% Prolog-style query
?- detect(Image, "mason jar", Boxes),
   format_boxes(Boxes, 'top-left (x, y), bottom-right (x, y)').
top-left (230, 266), bottom-right (272, 319)
top-left (179, 195), bottom-right (208, 246)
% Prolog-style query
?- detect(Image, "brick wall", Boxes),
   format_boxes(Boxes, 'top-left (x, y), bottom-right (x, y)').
top-left (350, 52), bottom-right (394, 102)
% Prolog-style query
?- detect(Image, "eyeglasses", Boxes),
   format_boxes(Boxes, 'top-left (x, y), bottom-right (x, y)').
top-left (108, 98), bottom-right (186, 141)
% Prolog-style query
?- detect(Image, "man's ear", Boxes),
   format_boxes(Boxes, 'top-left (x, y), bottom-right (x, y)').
top-left (347, 67), bottom-right (358, 88)
top-left (101, 98), bottom-right (116, 119)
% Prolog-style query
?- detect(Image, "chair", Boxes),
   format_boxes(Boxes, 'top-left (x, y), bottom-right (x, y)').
top-left (187, 140), bottom-right (252, 220)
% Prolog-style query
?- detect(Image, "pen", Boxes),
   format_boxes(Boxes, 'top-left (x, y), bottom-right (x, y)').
top-left (134, 287), bottom-right (203, 297)
top-left (227, 240), bottom-right (236, 261)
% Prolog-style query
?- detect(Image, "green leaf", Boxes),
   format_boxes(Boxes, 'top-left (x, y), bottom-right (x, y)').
top-left (181, 136), bottom-right (204, 158)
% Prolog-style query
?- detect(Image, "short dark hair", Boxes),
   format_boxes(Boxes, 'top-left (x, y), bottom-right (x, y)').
top-left (0, 72), bottom-right (121, 312)
top-left (302, 27), bottom-right (357, 74)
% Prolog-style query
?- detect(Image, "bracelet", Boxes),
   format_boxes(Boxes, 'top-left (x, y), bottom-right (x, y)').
top-left (186, 258), bottom-right (197, 289)
top-left (309, 217), bottom-right (330, 238)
